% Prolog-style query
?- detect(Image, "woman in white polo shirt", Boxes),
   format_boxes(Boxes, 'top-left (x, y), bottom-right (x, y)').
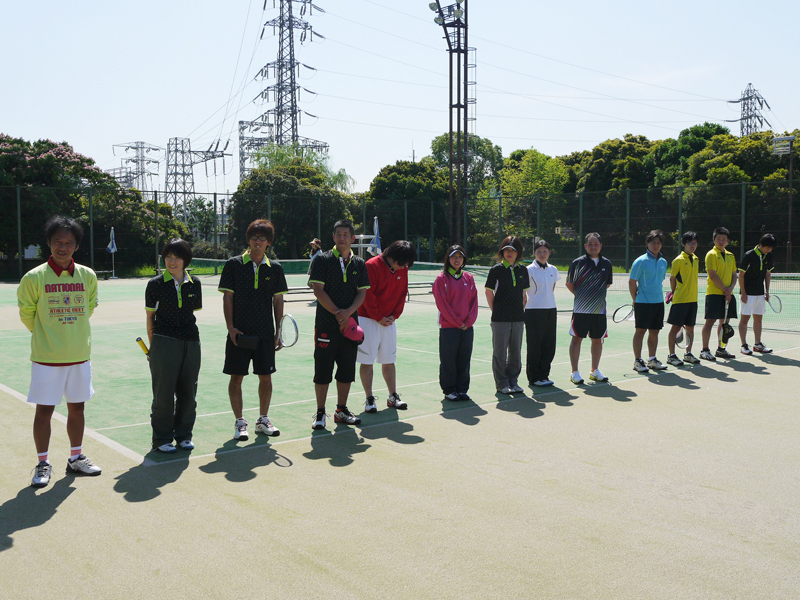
top-left (525, 240), bottom-right (561, 387)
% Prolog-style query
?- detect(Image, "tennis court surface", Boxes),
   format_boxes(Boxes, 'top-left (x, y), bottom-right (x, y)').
top-left (1, 271), bottom-right (799, 599)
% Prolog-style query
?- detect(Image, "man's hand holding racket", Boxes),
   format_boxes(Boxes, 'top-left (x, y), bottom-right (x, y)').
top-left (228, 326), bottom-right (243, 346)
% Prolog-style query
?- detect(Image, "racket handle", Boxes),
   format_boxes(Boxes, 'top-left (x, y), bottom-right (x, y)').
top-left (136, 337), bottom-right (150, 356)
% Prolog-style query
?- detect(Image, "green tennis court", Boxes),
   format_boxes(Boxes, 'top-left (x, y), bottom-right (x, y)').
top-left (2, 268), bottom-right (800, 599)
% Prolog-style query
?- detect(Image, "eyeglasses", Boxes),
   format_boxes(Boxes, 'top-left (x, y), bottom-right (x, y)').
top-left (249, 236), bottom-right (268, 242)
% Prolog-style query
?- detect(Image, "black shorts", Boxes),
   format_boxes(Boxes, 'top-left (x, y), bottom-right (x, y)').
top-left (223, 334), bottom-right (276, 376)
top-left (570, 313), bottom-right (607, 339)
top-left (704, 295), bottom-right (737, 321)
top-left (313, 326), bottom-right (358, 385)
top-left (634, 302), bottom-right (665, 330)
top-left (667, 302), bottom-right (698, 327)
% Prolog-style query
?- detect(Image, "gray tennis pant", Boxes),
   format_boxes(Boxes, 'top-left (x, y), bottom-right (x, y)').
top-left (149, 335), bottom-right (201, 448)
top-left (491, 321), bottom-right (524, 390)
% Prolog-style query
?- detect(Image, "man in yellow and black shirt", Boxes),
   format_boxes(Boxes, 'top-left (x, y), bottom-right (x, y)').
top-left (665, 231), bottom-right (700, 366)
top-left (18, 216), bottom-right (102, 488)
top-left (700, 227), bottom-right (738, 361)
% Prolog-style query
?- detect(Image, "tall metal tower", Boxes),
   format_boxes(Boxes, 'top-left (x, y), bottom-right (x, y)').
top-left (728, 83), bottom-right (772, 137)
top-left (105, 166), bottom-right (135, 189)
top-left (239, 0), bottom-right (328, 180)
top-left (429, 0), bottom-right (476, 245)
top-left (112, 142), bottom-right (162, 192)
top-left (164, 137), bottom-right (230, 210)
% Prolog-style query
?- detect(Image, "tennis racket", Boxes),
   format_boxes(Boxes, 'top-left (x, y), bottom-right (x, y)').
top-left (135, 337), bottom-right (150, 356)
top-left (612, 304), bottom-right (635, 323)
top-left (720, 296), bottom-right (735, 348)
top-left (767, 294), bottom-right (782, 313)
top-left (277, 314), bottom-right (299, 349)
top-left (675, 328), bottom-right (685, 349)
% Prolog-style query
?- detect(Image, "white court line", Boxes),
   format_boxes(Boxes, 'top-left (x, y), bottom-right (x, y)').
top-left (0, 382), bottom-right (153, 466)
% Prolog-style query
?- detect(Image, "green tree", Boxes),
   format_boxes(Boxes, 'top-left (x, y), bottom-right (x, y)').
top-left (253, 143), bottom-right (355, 192)
top-left (429, 133), bottom-right (503, 193)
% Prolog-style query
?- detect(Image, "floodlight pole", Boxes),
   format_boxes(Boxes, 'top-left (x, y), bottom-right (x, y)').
top-left (773, 136), bottom-right (795, 271)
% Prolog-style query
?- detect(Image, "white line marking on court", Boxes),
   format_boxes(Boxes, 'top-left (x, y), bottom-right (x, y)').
top-left (0, 382), bottom-right (153, 466)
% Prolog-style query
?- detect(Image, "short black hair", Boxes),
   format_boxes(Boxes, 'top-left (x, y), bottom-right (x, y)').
top-left (533, 239), bottom-right (551, 252)
top-left (246, 219), bottom-right (275, 244)
top-left (443, 245), bottom-right (467, 272)
top-left (713, 227), bottom-right (731, 240)
top-left (383, 240), bottom-right (417, 268)
top-left (585, 232), bottom-right (602, 244)
top-left (333, 219), bottom-right (355, 236)
top-left (681, 231), bottom-right (698, 245)
top-left (759, 233), bottom-right (777, 248)
top-left (161, 238), bottom-right (193, 266)
top-left (645, 229), bottom-right (665, 244)
top-left (45, 216), bottom-right (83, 246)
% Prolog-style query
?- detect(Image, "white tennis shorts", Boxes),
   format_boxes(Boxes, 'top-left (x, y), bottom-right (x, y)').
top-left (356, 317), bottom-right (397, 365)
top-left (27, 361), bottom-right (94, 406)
top-left (740, 295), bottom-right (766, 316)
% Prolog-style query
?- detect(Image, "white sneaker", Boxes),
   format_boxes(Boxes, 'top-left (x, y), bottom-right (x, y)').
top-left (647, 358), bottom-right (667, 371)
top-left (234, 418), bottom-right (249, 441)
top-left (444, 392), bottom-right (459, 401)
top-left (387, 393), bottom-right (407, 410)
top-left (633, 358), bottom-right (649, 373)
top-left (589, 369), bottom-right (608, 382)
top-left (499, 386), bottom-right (514, 394)
top-left (178, 440), bottom-right (195, 450)
top-left (255, 416), bottom-right (280, 437)
top-left (365, 396), bottom-right (378, 413)
top-left (156, 443), bottom-right (177, 453)
top-left (510, 384), bottom-right (524, 393)
top-left (666, 354), bottom-right (684, 367)
top-left (312, 410), bottom-right (327, 430)
top-left (570, 371), bottom-right (584, 385)
top-left (66, 455), bottom-right (101, 476)
top-left (31, 461), bottom-right (52, 488)
top-left (533, 380), bottom-right (549, 387)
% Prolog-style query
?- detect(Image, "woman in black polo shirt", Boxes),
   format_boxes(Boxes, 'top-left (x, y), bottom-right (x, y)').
top-left (144, 239), bottom-right (202, 453)
top-left (485, 236), bottom-right (529, 395)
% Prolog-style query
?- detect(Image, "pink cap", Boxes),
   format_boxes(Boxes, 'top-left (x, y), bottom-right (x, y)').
top-left (342, 317), bottom-right (364, 344)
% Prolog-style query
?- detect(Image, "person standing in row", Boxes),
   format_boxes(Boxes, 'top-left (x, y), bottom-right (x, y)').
top-left (525, 240), bottom-right (560, 387)
top-left (665, 231), bottom-right (701, 366)
top-left (219, 219), bottom-right (288, 441)
top-left (629, 230), bottom-right (669, 373)
top-left (357, 240), bottom-right (417, 413)
top-left (485, 236), bottom-right (529, 395)
top-left (145, 238), bottom-right (202, 453)
top-left (738, 233), bottom-right (776, 355)
top-left (700, 227), bottom-right (737, 361)
top-left (433, 245), bottom-right (479, 401)
top-left (18, 216), bottom-right (102, 488)
top-left (566, 232), bottom-right (613, 384)
top-left (309, 219), bottom-right (370, 430)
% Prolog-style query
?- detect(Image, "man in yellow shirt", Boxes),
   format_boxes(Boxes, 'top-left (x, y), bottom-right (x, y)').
top-left (700, 227), bottom-right (738, 361)
top-left (17, 216), bottom-right (102, 488)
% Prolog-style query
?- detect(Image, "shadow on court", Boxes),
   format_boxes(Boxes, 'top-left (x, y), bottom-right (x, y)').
top-left (439, 398), bottom-right (489, 426)
top-left (114, 458), bottom-right (191, 502)
top-left (303, 428), bottom-right (371, 467)
top-left (358, 410), bottom-right (425, 446)
top-left (0, 478), bottom-right (75, 551)
top-left (531, 386), bottom-right (579, 407)
top-left (197, 437), bottom-right (293, 482)
top-left (757, 353), bottom-right (800, 368)
top-left (582, 383), bottom-right (637, 403)
top-left (496, 395), bottom-right (547, 419)
top-left (642, 371), bottom-right (703, 391)
top-left (717, 359), bottom-right (772, 376)
top-left (684, 365), bottom-right (738, 383)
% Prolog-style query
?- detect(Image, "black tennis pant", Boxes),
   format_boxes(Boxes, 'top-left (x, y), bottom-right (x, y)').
top-left (149, 335), bottom-right (201, 448)
top-left (439, 326), bottom-right (474, 395)
top-left (525, 308), bottom-right (557, 383)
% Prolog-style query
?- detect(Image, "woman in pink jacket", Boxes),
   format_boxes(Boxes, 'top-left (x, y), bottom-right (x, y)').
top-left (433, 245), bottom-right (479, 402)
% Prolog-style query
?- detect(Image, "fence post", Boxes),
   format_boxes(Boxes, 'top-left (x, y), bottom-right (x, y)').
top-left (154, 191), bottom-right (159, 273)
top-left (317, 195), bottom-right (321, 240)
top-left (536, 195), bottom-right (541, 243)
top-left (267, 194), bottom-right (272, 222)
top-left (678, 186), bottom-right (683, 244)
top-left (625, 188), bottom-right (630, 271)
top-left (430, 201), bottom-right (435, 262)
top-left (16, 185), bottom-right (23, 279)
top-left (498, 192), bottom-right (503, 247)
top-left (463, 196), bottom-right (468, 251)
top-left (213, 193), bottom-right (218, 275)
top-left (740, 182), bottom-right (747, 264)
top-left (88, 188), bottom-right (94, 271)
top-left (578, 192), bottom-right (584, 255)
top-left (404, 198), bottom-right (408, 241)
top-left (362, 195), bottom-right (367, 236)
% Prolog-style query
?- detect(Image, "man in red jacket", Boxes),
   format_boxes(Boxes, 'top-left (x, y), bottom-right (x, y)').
top-left (357, 240), bottom-right (417, 413)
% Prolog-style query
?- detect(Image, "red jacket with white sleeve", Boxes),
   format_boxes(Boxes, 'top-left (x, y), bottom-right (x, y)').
top-left (357, 255), bottom-right (408, 321)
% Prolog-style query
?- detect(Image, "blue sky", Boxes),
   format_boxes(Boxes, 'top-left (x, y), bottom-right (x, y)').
top-left (3, 0), bottom-right (797, 193)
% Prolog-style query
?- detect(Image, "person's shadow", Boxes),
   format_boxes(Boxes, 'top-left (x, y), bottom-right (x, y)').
top-left (758, 354), bottom-right (800, 368)
top-left (496, 394), bottom-right (547, 419)
top-left (581, 383), bottom-right (637, 403)
top-left (114, 458), bottom-right (191, 502)
top-left (440, 397), bottom-right (489, 426)
top-left (644, 371), bottom-right (702, 391)
top-left (684, 365), bottom-right (737, 383)
top-left (0, 478), bottom-right (75, 551)
top-left (530, 385), bottom-right (578, 407)
top-left (358, 409), bottom-right (424, 446)
top-left (714, 359), bottom-right (770, 376)
top-left (303, 428), bottom-right (371, 467)
top-left (198, 438), bottom-right (292, 482)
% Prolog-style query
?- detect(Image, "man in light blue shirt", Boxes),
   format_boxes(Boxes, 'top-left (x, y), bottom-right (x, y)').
top-left (629, 230), bottom-right (669, 372)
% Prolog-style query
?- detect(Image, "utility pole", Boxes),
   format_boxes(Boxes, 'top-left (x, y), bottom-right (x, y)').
top-left (239, 0), bottom-right (328, 181)
top-left (429, 0), bottom-right (476, 246)
top-left (164, 137), bottom-right (230, 213)
top-left (112, 142), bottom-right (162, 192)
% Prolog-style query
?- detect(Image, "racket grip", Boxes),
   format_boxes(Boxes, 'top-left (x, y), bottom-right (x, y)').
top-left (665, 291), bottom-right (674, 304)
top-left (136, 337), bottom-right (150, 356)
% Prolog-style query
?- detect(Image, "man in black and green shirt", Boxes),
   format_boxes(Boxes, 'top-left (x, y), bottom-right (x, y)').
top-left (738, 233), bottom-right (776, 355)
top-left (308, 219), bottom-right (370, 430)
top-left (218, 220), bottom-right (288, 441)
